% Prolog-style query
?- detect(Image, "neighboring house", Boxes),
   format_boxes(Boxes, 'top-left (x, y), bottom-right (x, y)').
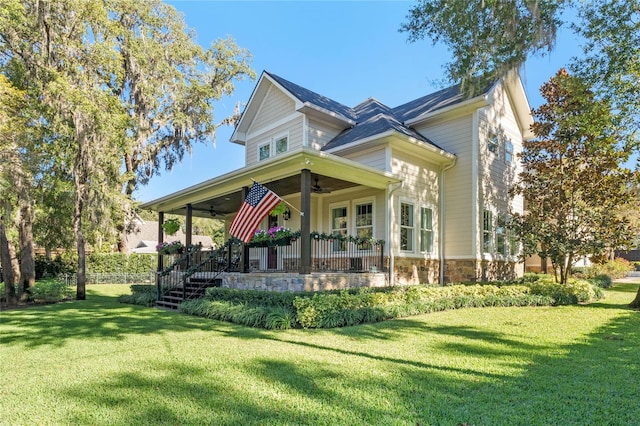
top-left (126, 217), bottom-right (214, 254)
top-left (141, 70), bottom-right (532, 288)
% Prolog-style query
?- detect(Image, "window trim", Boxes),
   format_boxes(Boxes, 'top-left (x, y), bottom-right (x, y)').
top-left (487, 132), bottom-right (498, 154)
top-left (399, 200), bottom-right (415, 252)
top-left (329, 203), bottom-right (349, 252)
top-left (482, 209), bottom-right (493, 254)
top-left (505, 140), bottom-right (514, 164)
top-left (257, 141), bottom-right (271, 162)
top-left (274, 134), bottom-right (288, 155)
top-left (419, 205), bottom-right (434, 254)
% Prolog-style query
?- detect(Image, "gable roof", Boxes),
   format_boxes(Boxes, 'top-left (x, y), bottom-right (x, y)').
top-left (322, 98), bottom-right (445, 152)
top-left (233, 70), bottom-right (531, 152)
top-left (265, 72), bottom-right (358, 122)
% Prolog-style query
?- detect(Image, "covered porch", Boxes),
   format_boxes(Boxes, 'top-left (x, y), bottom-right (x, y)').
top-left (141, 147), bottom-right (401, 285)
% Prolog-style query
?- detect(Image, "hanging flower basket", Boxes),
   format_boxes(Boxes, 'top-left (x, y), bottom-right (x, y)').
top-left (156, 241), bottom-right (184, 255)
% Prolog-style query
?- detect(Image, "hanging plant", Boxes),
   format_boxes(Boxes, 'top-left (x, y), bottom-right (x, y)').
top-left (270, 201), bottom-right (287, 216)
top-left (162, 218), bottom-right (180, 236)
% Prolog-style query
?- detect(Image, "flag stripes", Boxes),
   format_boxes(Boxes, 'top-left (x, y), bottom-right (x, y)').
top-left (229, 182), bottom-right (281, 243)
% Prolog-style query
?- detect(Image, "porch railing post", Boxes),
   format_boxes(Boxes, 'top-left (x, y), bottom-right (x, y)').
top-left (300, 169), bottom-right (311, 274)
top-left (240, 186), bottom-right (250, 273)
top-left (156, 211), bottom-right (164, 301)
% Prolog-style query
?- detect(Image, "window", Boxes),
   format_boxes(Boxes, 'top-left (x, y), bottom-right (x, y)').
top-left (331, 206), bottom-right (348, 251)
top-left (420, 207), bottom-right (433, 253)
top-left (258, 143), bottom-right (270, 161)
top-left (508, 216), bottom-right (518, 256)
top-left (275, 136), bottom-right (288, 155)
top-left (496, 214), bottom-right (506, 255)
top-left (487, 132), bottom-right (498, 154)
top-left (355, 202), bottom-right (373, 248)
top-left (505, 140), bottom-right (514, 163)
top-left (400, 202), bottom-right (414, 251)
top-left (483, 210), bottom-right (493, 253)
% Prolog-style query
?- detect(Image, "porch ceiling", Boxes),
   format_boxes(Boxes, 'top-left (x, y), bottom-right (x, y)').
top-left (139, 147), bottom-right (401, 219)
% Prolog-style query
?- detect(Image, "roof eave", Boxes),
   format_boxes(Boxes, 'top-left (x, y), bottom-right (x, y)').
top-left (405, 95), bottom-right (488, 126)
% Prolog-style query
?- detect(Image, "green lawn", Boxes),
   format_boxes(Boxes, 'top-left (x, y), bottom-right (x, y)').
top-left (1, 282), bottom-right (639, 425)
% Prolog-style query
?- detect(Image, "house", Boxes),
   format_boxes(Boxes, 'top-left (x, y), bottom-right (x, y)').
top-left (141, 70), bottom-right (533, 291)
top-left (125, 217), bottom-right (215, 254)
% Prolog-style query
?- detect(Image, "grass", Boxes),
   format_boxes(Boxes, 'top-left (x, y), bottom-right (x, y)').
top-left (1, 282), bottom-right (639, 425)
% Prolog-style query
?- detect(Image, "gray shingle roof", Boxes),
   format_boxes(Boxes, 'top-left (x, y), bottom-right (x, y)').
top-left (266, 72), bottom-right (358, 122)
top-left (265, 71), bottom-right (489, 153)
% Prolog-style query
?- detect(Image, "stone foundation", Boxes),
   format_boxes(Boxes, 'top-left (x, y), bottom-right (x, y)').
top-left (443, 259), bottom-right (523, 283)
top-left (194, 271), bottom-right (388, 292)
top-left (393, 257), bottom-right (440, 285)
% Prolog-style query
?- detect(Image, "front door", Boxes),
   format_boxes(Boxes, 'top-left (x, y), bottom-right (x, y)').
top-left (267, 215), bottom-right (278, 270)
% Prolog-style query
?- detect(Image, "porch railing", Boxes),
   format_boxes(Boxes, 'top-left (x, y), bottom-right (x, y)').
top-left (245, 237), bottom-right (384, 273)
top-left (156, 236), bottom-right (386, 303)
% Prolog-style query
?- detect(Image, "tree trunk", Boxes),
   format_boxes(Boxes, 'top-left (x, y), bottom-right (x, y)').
top-left (17, 178), bottom-right (36, 300)
top-left (630, 287), bottom-right (640, 310)
top-left (74, 192), bottom-right (86, 300)
top-left (0, 216), bottom-right (18, 306)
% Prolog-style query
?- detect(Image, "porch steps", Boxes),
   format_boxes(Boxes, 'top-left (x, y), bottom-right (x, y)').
top-left (156, 277), bottom-right (222, 310)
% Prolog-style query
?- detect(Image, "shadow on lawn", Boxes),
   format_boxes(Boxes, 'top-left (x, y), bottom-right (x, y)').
top-left (0, 291), bottom-right (221, 349)
top-left (50, 285), bottom-right (640, 425)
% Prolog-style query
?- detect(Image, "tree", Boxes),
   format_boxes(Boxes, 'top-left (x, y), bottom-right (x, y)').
top-left (1, 0), bottom-right (253, 299)
top-left (401, 0), bottom-right (640, 141)
top-left (511, 69), bottom-right (639, 284)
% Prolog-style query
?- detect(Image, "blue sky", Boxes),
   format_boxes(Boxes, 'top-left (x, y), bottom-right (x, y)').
top-left (134, 0), bottom-right (584, 203)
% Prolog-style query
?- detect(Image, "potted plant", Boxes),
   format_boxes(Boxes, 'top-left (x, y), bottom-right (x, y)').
top-left (162, 218), bottom-right (180, 236)
top-left (156, 241), bottom-right (184, 255)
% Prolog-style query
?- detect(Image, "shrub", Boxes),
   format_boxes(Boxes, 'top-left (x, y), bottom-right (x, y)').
top-left (587, 258), bottom-right (633, 279)
top-left (590, 274), bottom-right (612, 288)
top-left (118, 284), bottom-right (157, 307)
top-left (524, 276), bottom-right (600, 305)
top-left (29, 279), bottom-right (74, 303)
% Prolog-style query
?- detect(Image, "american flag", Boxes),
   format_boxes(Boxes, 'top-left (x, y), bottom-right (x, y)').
top-left (229, 182), bottom-right (282, 243)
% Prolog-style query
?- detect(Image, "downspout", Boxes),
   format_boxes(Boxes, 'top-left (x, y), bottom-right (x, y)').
top-left (439, 158), bottom-right (457, 285)
top-left (387, 181), bottom-right (403, 286)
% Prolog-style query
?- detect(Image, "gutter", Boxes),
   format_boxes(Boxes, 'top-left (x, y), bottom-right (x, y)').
top-left (439, 157), bottom-right (457, 285)
top-left (387, 181), bottom-right (404, 286)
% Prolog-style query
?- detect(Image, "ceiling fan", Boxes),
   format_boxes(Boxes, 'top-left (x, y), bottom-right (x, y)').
top-left (312, 176), bottom-right (332, 194)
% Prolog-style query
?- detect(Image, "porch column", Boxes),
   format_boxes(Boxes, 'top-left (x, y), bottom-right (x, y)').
top-left (157, 212), bottom-right (164, 272)
top-left (300, 169), bottom-right (311, 274)
top-left (157, 212), bottom-right (164, 300)
top-left (185, 204), bottom-right (193, 247)
top-left (240, 186), bottom-right (250, 273)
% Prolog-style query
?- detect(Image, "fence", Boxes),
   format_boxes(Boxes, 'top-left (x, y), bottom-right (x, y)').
top-left (58, 272), bottom-right (156, 286)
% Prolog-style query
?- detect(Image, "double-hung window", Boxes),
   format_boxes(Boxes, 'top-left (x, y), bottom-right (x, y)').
top-left (355, 202), bottom-right (373, 249)
top-left (487, 132), bottom-right (498, 154)
top-left (331, 206), bottom-right (348, 251)
top-left (258, 143), bottom-right (270, 161)
top-left (275, 136), bottom-right (288, 155)
top-left (400, 202), bottom-right (414, 251)
top-left (496, 213), bottom-right (507, 255)
top-left (483, 210), bottom-right (493, 253)
top-left (505, 140), bottom-right (514, 164)
top-left (420, 207), bottom-right (433, 253)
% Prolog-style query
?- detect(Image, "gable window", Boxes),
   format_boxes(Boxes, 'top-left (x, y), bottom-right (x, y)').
top-left (400, 202), bottom-right (414, 251)
top-left (487, 132), bottom-right (498, 154)
top-left (275, 136), bottom-right (288, 155)
top-left (355, 202), bottom-right (373, 249)
top-left (483, 210), bottom-right (493, 253)
top-left (496, 214), bottom-right (507, 255)
top-left (331, 206), bottom-right (348, 251)
top-left (420, 207), bottom-right (433, 253)
top-left (258, 143), bottom-right (270, 161)
top-left (505, 140), bottom-right (514, 163)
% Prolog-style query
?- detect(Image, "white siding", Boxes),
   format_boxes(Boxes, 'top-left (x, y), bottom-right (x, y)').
top-left (389, 149), bottom-right (441, 258)
top-left (308, 119), bottom-right (343, 151)
top-left (243, 84), bottom-right (304, 167)
top-left (414, 114), bottom-right (474, 257)
top-left (342, 146), bottom-right (387, 171)
top-left (478, 84), bottom-right (524, 218)
top-left (249, 86), bottom-right (295, 133)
